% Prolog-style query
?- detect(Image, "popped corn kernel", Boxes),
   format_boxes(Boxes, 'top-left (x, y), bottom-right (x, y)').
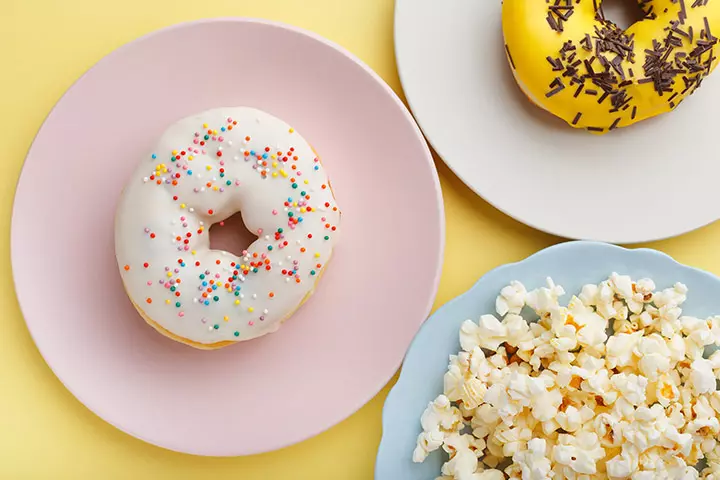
top-left (414, 275), bottom-right (720, 479)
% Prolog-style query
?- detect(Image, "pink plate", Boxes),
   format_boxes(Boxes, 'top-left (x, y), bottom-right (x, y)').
top-left (11, 18), bottom-right (443, 456)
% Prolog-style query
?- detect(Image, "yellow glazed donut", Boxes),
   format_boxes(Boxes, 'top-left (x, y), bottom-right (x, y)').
top-left (502, 0), bottom-right (720, 133)
top-left (115, 107), bottom-right (341, 349)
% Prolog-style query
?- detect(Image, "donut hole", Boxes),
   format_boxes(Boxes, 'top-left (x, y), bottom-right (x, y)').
top-left (600, 0), bottom-right (648, 30)
top-left (208, 211), bottom-right (257, 258)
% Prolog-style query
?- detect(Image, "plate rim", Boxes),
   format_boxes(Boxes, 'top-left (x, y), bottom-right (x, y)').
top-left (393, 0), bottom-right (543, 241)
top-left (10, 16), bottom-right (445, 456)
top-left (393, 0), bottom-right (719, 244)
top-left (375, 240), bottom-right (720, 476)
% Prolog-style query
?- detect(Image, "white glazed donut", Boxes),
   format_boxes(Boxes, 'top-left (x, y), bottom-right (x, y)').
top-left (115, 107), bottom-right (341, 349)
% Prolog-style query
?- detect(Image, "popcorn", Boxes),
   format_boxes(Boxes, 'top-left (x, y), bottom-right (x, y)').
top-left (582, 368), bottom-right (619, 405)
top-left (510, 438), bottom-right (552, 479)
top-left (667, 401), bottom-right (687, 429)
top-left (635, 334), bottom-right (672, 380)
top-left (495, 281), bottom-right (527, 317)
top-left (459, 315), bottom-right (507, 352)
top-left (636, 278), bottom-right (656, 294)
top-left (502, 313), bottom-right (534, 351)
top-left (622, 404), bottom-right (693, 455)
top-left (444, 348), bottom-right (489, 409)
top-left (702, 446), bottom-right (720, 479)
top-left (567, 297), bottom-right (608, 348)
top-left (682, 316), bottom-right (714, 349)
top-left (614, 317), bottom-right (641, 334)
top-left (632, 454), bottom-right (699, 479)
top-left (414, 395), bottom-right (464, 462)
top-left (654, 283), bottom-right (688, 308)
top-left (556, 405), bottom-right (595, 432)
top-left (444, 366), bottom-right (486, 409)
top-left (606, 446), bottom-right (640, 478)
top-left (529, 385), bottom-right (563, 422)
top-left (474, 470), bottom-right (505, 480)
top-left (609, 272), bottom-right (635, 300)
top-left (709, 350), bottom-right (720, 371)
top-left (606, 331), bottom-right (643, 368)
top-left (686, 336), bottom-right (708, 361)
top-left (414, 275), bottom-right (720, 479)
top-left (667, 333), bottom-right (687, 363)
top-left (506, 370), bottom-right (550, 405)
top-left (691, 358), bottom-right (717, 395)
top-left (550, 326), bottom-right (579, 353)
top-left (611, 274), bottom-right (651, 315)
top-left (552, 432), bottom-right (606, 475)
top-left (632, 310), bottom-right (654, 329)
top-left (655, 372), bottom-right (680, 406)
top-left (611, 372), bottom-right (648, 405)
top-left (470, 403), bottom-right (501, 439)
top-left (575, 351), bottom-right (605, 373)
top-left (490, 422), bottom-right (532, 457)
top-left (438, 433), bottom-right (485, 479)
top-left (594, 412), bottom-right (623, 448)
top-left (708, 316), bottom-right (720, 346)
top-left (579, 283), bottom-right (600, 306)
top-left (687, 395), bottom-right (720, 439)
top-left (525, 277), bottom-right (565, 316)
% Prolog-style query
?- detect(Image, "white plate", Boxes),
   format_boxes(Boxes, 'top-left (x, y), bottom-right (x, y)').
top-left (395, 0), bottom-right (720, 243)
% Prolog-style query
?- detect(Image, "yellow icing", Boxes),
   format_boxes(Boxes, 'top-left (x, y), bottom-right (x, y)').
top-left (502, 0), bottom-right (720, 133)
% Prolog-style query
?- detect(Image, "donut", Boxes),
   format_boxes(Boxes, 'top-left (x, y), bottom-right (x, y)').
top-left (115, 107), bottom-right (341, 349)
top-left (502, 0), bottom-right (720, 133)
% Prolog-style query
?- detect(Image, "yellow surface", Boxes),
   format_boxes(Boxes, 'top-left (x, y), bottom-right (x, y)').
top-left (502, 0), bottom-right (720, 132)
top-left (2, 0), bottom-right (720, 479)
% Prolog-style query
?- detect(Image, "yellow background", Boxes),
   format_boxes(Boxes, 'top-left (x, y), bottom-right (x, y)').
top-left (2, 0), bottom-right (720, 478)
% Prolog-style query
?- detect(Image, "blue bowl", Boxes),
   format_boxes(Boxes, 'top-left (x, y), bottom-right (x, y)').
top-left (375, 241), bottom-right (720, 480)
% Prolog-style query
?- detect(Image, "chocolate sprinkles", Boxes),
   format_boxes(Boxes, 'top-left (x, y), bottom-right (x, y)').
top-left (547, 13), bottom-right (560, 32)
top-left (679, 0), bottom-right (687, 23)
top-left (546, 0), bottom-right (575, 33)
top-left (546, 77), bottom-right (566, 97)
top-left (705, 16), bottom-right (715, 41)
top-left (547, 56), bottom-right (564, 70)
top-left (538, 0), bottom-right (718, 133)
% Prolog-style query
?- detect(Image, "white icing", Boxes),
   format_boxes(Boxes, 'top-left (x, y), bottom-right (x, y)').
top-left (115, 107), bottom-right (341, 345)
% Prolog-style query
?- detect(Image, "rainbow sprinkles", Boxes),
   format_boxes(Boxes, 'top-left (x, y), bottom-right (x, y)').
top-left (115, 107), bottom-right (341, 349)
